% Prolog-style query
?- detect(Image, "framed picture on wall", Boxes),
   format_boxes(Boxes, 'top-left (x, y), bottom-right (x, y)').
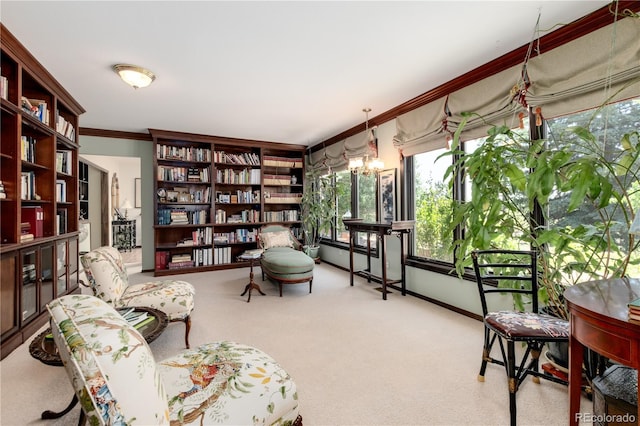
top-left (378, 168), bottom-right (396, 223)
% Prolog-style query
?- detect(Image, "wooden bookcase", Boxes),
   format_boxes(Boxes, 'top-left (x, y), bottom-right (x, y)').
top-left (0, 24), bottom-right (84, 360)
top-left (150, 129), bottom-right (306, 276)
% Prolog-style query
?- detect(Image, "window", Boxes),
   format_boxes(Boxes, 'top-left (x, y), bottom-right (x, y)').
top-left (335, 170), bottom-right (352, 243)
top-left (355, 173), bottom-right (377, 247)
top-left (545, 98), bottom-right (640, 281)
top-left (412, 148), bottom-right (453, 262)
top-left (323, 170), bottom-right (378, 248)
top-left (409, 122), bottom-right (531, 265)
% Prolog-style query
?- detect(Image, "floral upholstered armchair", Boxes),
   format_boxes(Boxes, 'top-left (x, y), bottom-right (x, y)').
top-left (80, 246), bottom-right (195, 348)
top-left (47, 294), bottom-right (302, 426)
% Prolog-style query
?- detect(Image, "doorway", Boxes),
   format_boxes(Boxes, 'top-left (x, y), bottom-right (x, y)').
top-left (79, 155), bottom-right (142, 257)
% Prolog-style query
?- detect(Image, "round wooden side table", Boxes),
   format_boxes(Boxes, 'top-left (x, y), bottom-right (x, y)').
top-left (238, 254), bottom-right (266, 302)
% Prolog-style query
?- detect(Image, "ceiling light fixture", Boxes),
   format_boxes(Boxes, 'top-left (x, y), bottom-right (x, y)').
top-left (113, 64), bottom-right (156, 89)
top-left (348, 108), bottom-right (384, 175)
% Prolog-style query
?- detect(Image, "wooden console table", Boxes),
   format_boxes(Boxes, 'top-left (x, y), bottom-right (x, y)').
top-left (343, 220), bottom-right (414, 300)
top-left (564, 278), bottom-right (640, 425)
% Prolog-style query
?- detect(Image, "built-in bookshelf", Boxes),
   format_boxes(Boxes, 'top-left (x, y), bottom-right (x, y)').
top-left (0, 24), bottom-right (84, 360)
top-left (150, 129), bottom-right (306, 276)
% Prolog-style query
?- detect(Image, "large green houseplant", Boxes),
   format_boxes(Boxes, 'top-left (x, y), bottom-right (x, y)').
top-left (443, 102), bottom-right (640, 320)
top-left (300, 170), bottom-right (336, 259)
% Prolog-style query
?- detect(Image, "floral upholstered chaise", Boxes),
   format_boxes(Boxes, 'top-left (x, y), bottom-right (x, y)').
top-left (47, 294), bottom-right (302, 425)
top-left (81, 245), bottom-right (195, 347)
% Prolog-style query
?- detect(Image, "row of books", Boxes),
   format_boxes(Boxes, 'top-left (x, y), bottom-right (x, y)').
top-left (155, 251), bottom-right (196, 270)
top-left (215, 168), bottom-right (261, 185)
top-left (263, 209), bottom-right (299, 222)
top-left (213, 151), bottom-right (260, 166)
top-left (263, 155), bottom-right (303, 168)
top-left (157, 166), bottom-right (210, 183)
top-left (21, 135), bottom-right (37, 163)
top-left (175, 227), bottom-right (213, 246)
top-left (264, 192), bottom-right (303, 204)
top-left (56, 209), bottom-right (68, 235)
top-left (157, 208), bottom-right (209, 225)
top-left (214, 208), bottom-right (260, 224)
top-left (56, 150), bottom-right (73, 174)
top-left (56, 179), bottom-right (67, 202)
top-left (216, 189), bottom-right (260, 204)
top-left (629, 297), bottom-right (640, 323)
top-left (213, 228), bottom-right (257, 244)
top-left (56, 114), bottom-right (75, 141)
top-left (20, 171), bottom-right (36, 200)
top-left (0, 73), bottom-right (7, 100)
top-left (21, 96), bottom-right (50, 125)
top-left (157, 145), bottom-right (211, 162)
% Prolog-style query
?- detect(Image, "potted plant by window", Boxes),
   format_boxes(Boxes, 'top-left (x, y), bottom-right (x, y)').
top-left (300, 170), bottom-right (336, 260)
top-left (443, 102), bottom-right (640, 369)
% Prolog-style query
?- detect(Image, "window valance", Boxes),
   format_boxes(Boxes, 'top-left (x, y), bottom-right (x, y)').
top-left (392, 96), bottom-right (448, 157)
top-left (393, 15), bottom-right (639, 155)
top-left (307, 129), bottom-right (370, 173)
top-left (446, 64), bottom-right (527, 142)
top-left (526, 16), bottom-right (640, 118)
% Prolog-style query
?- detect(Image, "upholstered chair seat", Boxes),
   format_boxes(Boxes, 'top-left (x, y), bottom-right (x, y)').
top-left (81, 246), bottom-right (195, 347)
top-left (47, 294), bottom-right (301, 426)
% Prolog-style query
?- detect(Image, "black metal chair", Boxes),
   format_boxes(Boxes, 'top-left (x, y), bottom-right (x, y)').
top-left (471, 249), bottom-right (569, 426)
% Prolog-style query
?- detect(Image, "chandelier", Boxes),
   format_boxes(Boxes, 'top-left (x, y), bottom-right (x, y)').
top-left (348, 108), bottom-right (384, 175)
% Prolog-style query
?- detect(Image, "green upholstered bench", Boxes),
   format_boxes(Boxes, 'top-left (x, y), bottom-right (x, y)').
top-left (258, 225), bottom-right (314, 296)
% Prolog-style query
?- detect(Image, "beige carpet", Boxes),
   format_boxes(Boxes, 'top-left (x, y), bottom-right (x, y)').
top-left (0, 262), bottom-right (593, 425)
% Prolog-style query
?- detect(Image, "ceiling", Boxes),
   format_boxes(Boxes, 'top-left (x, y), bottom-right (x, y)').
top-left (1, 1), bottom-right (610, 147)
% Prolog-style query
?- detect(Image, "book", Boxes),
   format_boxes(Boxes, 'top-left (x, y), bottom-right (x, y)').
top-left (155, 251), bottom-right (168, 269)
top-left (21, 206), bottom-right (43, 237)
top-left (125, 312), bottom-right (149, 326)
top-left (117, 307), bottom-right (135, 318)
top-left (20, 233), bottom-right (34, 242)
top-left (133, 316), bottom-right (155, 329)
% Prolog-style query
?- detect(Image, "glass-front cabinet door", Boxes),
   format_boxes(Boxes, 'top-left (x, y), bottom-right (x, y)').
top-left (20, 248), bottom-right (38, 323)
top-left (68, 237), bottom-right (79, 292)
top-left (1, 252), bottom-right (18, 336)
top-left (39, 243), bottom-right (54, 311)
top-left (56, 240), bottom-right (67, 296)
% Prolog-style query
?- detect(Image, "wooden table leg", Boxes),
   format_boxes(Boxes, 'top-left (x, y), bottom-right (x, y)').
top-left (568, 331), bottom-right (584, 425)
top-left (381, 232), bottom-right (388, 300)
top-left (349, 230), bottom-right (355, 286)
top-left (41, 394), bottom-right (78, 419)
top-left (240, 259), bottom-right (265, 303)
